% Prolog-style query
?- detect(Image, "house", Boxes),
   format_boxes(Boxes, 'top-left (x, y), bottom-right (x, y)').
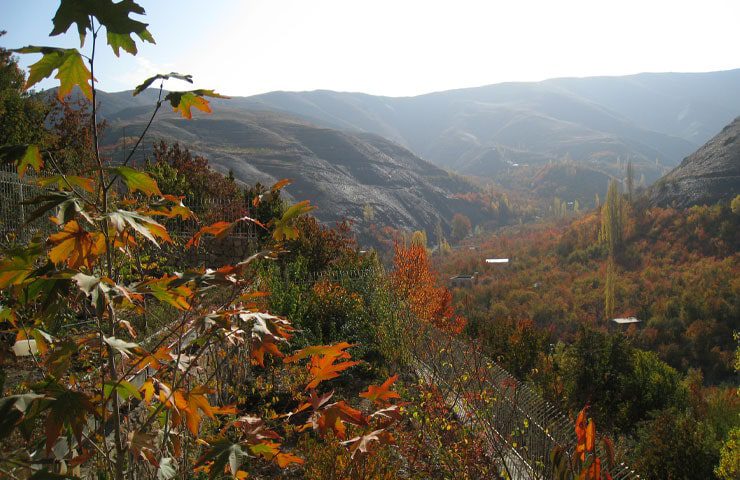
top-left (611, 317), bottom-right (641, 327)
top-left (449, 273), bottom-right (478, 288)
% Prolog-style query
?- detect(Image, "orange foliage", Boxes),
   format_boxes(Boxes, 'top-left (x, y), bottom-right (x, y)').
top-left (392, 242), bottom-right (465, 334)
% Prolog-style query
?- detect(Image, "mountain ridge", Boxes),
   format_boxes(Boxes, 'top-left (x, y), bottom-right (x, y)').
top-left (648, 116), bottom-right (740, 209)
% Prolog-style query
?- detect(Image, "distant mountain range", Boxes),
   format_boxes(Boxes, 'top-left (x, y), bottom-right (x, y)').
top-left (233, 70), bottom-right (740, 183)
top-left (649, 116), bottom-right (740, 209)
top-left (94, 69), bottom-right (740, 229)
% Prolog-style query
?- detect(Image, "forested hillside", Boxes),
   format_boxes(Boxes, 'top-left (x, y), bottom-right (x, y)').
top-left (437, 189), bottom-right (739, 478)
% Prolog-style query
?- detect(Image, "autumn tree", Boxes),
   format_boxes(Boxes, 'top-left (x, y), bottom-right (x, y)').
top-left (391, 242), bottom-right (464, 334)
top-left (451, 213), bottom-right (471, 243)
top-left (410, 229), bottom-right (427, 248)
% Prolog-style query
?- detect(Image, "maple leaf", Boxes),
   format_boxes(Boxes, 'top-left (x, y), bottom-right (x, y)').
top-left (288, 389), bottom-right (334, 419)
top-left (272, 200), bottom-right (316, 241)
top-left (359, 374), bottom-right (401, 404)
top-left (185, 221), bottom-right (232, 249)
top-left (32, 380), bottom-right (94, 453)
top-left (134, 72), bottom-right (192, 95)
top-left (231, 415), bottom-right (281, 443)
top-left (38, 174), bottom-right (95, 193)
top-left (184, 386), bottom-right (216, 436)
top-left (108, 210), bottom-right (170, 247)
top-left (109, 166), bottom-right (162, 196)
top-left (271, 178), bottom-right (292, 192)
top-left (51, 0), bottom-right (154, 55)
top-left (276, 452), bottom-right (304, 468)
top-left (0, 244), bottom-right (42, 288)
top-left (13, 46), bottom-right (92, 100)
top-left (0, 144), bottom-right (43, 179)
top-left (306, 354), bottom-right (360, 390)
top-left (186, 216), bottom-right (264, 249)
top-left (242, 312), bottom-right (294, 367)
top-left (137, 275), bottom-right (193, 310)
top-left (284, 342), bottom-right (353, 363)
top-left (135, 345), bottom-right (173, 372)
top-left (140, 379), bottom-right (155, 404)
top-left (313, 401), bottom-right (367, 439)
top-left (165, 90), bottom-right (228, 119)
top-left (48, 220), bottom-right (106, 269)
top-left (195, 438), bottom-right (247, 480)
top-left (369, 404), bottom-right (403, 424)
top-left (341, 429), bottom-right (395, 458)
top-left (0, 144), bottom-right (43, 178)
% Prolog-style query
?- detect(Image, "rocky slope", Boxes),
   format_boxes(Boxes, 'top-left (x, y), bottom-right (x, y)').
top-left (649, 117), bottom-right (740, 209)
top-left (98, 92), bottom-right (481, 234)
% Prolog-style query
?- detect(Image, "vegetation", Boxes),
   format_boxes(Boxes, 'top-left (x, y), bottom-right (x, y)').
top-left (0, 2), bottom-right (736, 479)
top-left (438, 194), bottom-right (739, 477)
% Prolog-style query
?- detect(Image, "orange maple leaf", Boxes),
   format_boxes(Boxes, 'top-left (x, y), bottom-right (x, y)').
top-left (48, 220), bottom-right (106, 269)
top-left (306, 354), bottom-right (360, 390)
top-left (359, 374), bottom-right (400, 405)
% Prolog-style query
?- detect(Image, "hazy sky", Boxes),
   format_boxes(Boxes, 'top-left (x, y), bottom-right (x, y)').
top-left (3, 0), bottom-right (740, 97)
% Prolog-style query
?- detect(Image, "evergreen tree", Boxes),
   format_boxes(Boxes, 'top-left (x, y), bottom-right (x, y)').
top-left (605, 258), bottom-right (616, 320)
top-left (599, 178), bottom-right (623, 257)
top-left (626, 159), bottom-right (635, 202)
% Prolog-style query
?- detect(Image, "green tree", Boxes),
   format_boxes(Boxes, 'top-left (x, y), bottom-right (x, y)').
top-left (0, 34), bottom-right (49, 147)
top-left (451, 213), bottom-right (471, 243)
top-left (604, 258), bottom-right (616, 320)
top-left (558, 328), bottom-right (632, 431)
top-left (363, 203), bottom-right (375, 223)
top-left (410, 229), bottom-right (427, 248)
top-left (599, 178), bottom-right (623, 257)
top-left (633, 408), bottom-right (719, 480)
top-left (716, 427), bottom-right (740, 480)
top-left (626, 159), bottom-right (635, 202)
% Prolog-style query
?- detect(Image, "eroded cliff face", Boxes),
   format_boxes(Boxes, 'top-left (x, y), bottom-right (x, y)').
top-left (649, 117), bottom-right (740, 209)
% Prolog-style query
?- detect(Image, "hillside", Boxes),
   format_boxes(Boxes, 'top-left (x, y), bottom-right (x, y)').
top-left (94, 70), bottom-right (740, 218)
top-left (437, 202), bottom-right (740, 383)
top-left (231, 70), bottom-right (740, 202)
top-left (98, 92), bottom-right (482, 235)
top-left (649, 117), bottom-right (740, 209)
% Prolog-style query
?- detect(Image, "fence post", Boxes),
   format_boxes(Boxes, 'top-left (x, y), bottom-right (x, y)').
top-left (18, 181), bottom-right (25, 240)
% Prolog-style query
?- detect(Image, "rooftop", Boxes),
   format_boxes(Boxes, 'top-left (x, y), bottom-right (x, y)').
top-left (611, 317), bottom-right (641, 324)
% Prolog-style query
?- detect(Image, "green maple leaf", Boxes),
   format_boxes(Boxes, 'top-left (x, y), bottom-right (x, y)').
top-left (51, 0), bottom-right (155, 56)
top-left (108, 166), bottom-right (162, 196)
top-left (133, 72), bottom-right (193, 96)
top-left (0, 144), bottom-right (43, 178)
top-left (13, 47), bottom-right (92, 100)
top-left (272, 200), bottom-right (316, 241)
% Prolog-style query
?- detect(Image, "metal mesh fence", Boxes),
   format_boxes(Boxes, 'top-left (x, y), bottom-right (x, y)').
top-left (0, 164), bottom-right (258, 243)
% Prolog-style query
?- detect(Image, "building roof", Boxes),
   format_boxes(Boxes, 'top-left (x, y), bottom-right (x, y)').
top-left (486, 258), bottom-right (509, 264)
top-left (611, 317), bottom-right (641, 324)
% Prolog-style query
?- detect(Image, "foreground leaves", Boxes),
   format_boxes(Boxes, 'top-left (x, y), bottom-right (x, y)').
top-left (13, 46), bottom-right (92, 100)
top-left (165, 90), bottom-right (228, 119)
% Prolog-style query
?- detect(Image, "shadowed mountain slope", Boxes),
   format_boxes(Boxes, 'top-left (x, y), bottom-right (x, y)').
top-left (98, 94), bottom-right (481, 234)
top-left (649, 117), bottom-right (740, 209)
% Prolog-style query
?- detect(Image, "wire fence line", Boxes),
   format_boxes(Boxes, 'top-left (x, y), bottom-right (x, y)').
top-left (0, 165), bottom-right (258, 242)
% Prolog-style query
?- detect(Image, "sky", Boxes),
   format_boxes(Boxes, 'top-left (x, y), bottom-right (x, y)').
top-left (2, 0), bottom-right (740, 98)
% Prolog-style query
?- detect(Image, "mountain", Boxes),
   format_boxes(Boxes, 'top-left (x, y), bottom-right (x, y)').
top-left (232, 70), bottom-right (740, 191)
top-left (97, 91), bottom-right (481, 234)
top-left (648, 117), bottom-right (740, 209)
